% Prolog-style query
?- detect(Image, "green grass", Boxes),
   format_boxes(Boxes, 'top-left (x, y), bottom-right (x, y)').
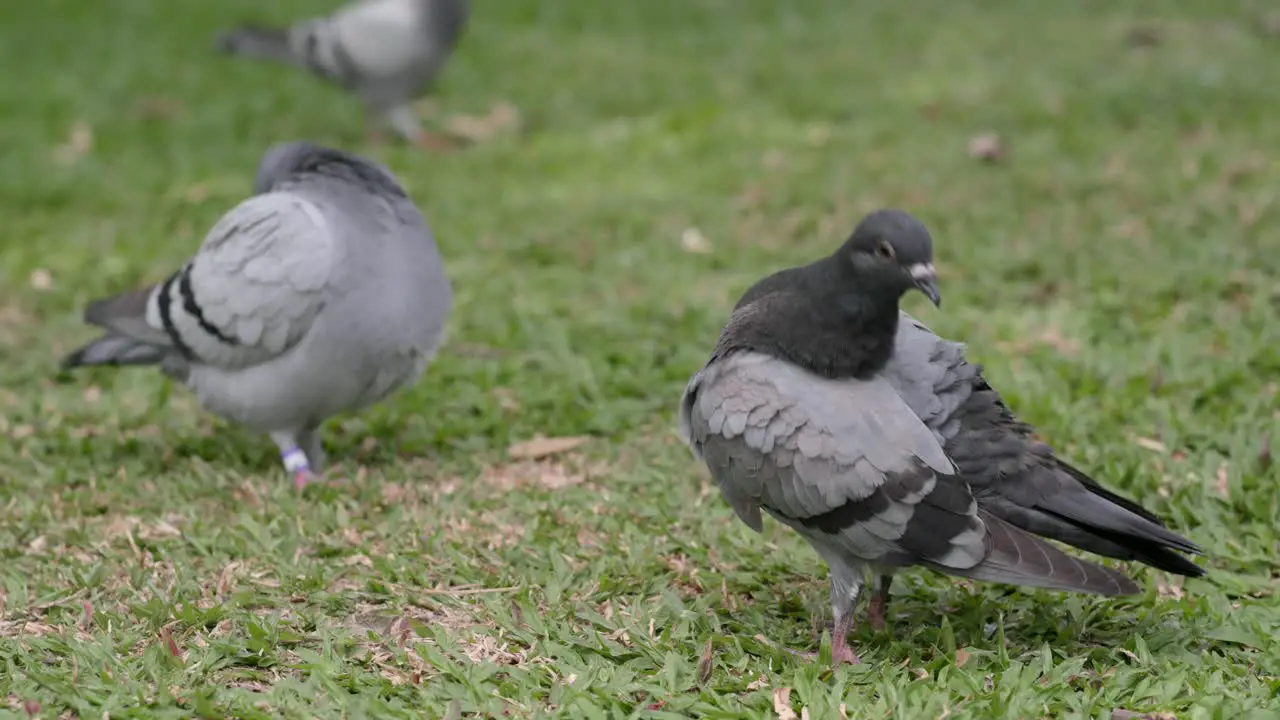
top-left (1, 0), bottom-right (1279, 717)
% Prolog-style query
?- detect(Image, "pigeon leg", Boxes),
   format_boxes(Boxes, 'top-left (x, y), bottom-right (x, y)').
top-left (411, 130), bottom-right (459, 151)
top-left (827, 567), bottom-right (863, 666)
top-left (384, 104), bottom-right (457, 151)
top-left (787, 557), bottom-right (863, 665)
top-left (865, 573), bottom-right (893, 631)
top-left (270, 430), bottom-right (321, 489)
top-left (296, 426), bottom-right (326, 474)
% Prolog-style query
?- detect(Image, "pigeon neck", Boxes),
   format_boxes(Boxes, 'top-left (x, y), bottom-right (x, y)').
top-left (721, 262), bottom-right (903, 380)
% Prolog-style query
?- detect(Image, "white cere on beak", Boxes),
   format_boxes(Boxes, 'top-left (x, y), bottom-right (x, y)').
top-left (908, 262), bottom-right (936, 280)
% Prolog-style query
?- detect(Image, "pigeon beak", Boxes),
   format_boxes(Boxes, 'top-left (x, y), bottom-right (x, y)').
top-left (909, 262), bottom-right (941, 307)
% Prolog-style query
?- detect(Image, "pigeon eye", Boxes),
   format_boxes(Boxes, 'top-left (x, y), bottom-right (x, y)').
top-left (874, 241), bottom-right (895, 261)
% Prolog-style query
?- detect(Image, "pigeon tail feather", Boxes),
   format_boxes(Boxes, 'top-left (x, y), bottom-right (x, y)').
top-left (61, 334), bottom-right (169, 370)
top-left (1054, 459), bottom-right (1203, 552)
top-left (215, 26), bottom-right (295, 64)
top-left (1012, 460), bottom-right (1207, 578)
top-left (931, 513), bottom-right (1140, 596)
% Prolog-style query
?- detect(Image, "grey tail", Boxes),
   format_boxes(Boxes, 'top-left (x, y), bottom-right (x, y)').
top-left (62, 334), bottom-right (169, 370)
top-left (931, 513), bottom-right (1140, 597)
top-left (62, 284), bottom-right (178, 371)
top-left (960, 378), bottom-right (1206, 579)
top-left (1046, 459), bottom-right (1206, 577)
top-left (215, 26), bottom-right (294, 64)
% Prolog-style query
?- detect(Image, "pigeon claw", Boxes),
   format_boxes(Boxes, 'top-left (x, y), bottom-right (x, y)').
top-left (783, 640), bottom-right (862, 667)
top-left (830, 635), bottom-right (862, 666)
top-left (784, 646), bottom-right (861, 667)
top-left (411, 130), bottom-right (459, 152)
top-left (293, 471), bottom-right (320, 490)
top-left (866, 593), bottom-right (888, 632)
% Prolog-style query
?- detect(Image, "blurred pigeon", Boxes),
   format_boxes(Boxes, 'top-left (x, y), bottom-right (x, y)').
top-left (62, 141), bottom-right (452, 489)
top-left (216, 0), bottom-right (470, 149)
top-left (679, 209), bottom-right (1203, 665)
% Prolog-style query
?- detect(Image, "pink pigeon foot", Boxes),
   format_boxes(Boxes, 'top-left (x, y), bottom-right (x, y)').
top-left (865, 574), bottom-right (893, 631)
top-left (866, 593), bottom-right (887, 631)
top-left (786, 613), bottom-right (860, 666)
top-left (411, 129), bottom-right (459, 152)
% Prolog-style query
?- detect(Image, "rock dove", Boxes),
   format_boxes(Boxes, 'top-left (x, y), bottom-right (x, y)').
top-left (678, 209), bottom-right (1204, 665)
top-left (61, 141), bottom-right (452, 489)
top-left (216, 0), bottom-right (470, 150)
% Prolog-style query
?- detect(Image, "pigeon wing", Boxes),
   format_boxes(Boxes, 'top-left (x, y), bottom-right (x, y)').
top-left (681, 349), bottom-right (1139, 594)
top-left (81, 191), bottom-right (336, 371)
top-left (681, 349), bottom-right (985, 570)
top-left (885, 312), bottom-right (1204, 577)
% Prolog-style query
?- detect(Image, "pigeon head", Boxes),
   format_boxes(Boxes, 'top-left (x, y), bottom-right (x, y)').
top-left (251, 141), bottom-right (408, 199)
top-left (836, 209), bottom-right (940, 307)
top-left (253, 141), bottom-right (325, 194)
top-left (715, 208), bottom-right (942, 380)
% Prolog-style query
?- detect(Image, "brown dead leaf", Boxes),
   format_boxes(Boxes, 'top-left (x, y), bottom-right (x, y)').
top-left (1125, 25), bottom-right (1162, 48)
top-left (159, 626), bottom-right (183, 661)
top-left (773, 687), bottom-right (797, 720)
top-left (1213, 463), bottom-right (1229, 498)
top-left (54, 121), bottom-right (94, 165)
top-left (806, 123), bottom-right (831, 146)
top-left (217, 561), bottom-right (243, 596)
top-left (343, 553), bottom-right (374, 568)
top-left (1155, 574), bottom-right (1184, 601)
top-left (444, 101), bottom-right (521, 142)
top-left (1036, 326), bottom-right (1080, 355)
top-left (507, 435), bottom-right (589, 460)
top-left (380, 482), bottom-right (411, 505)
top-left (746, 674), bottom-right (769, 691)
top-left (761, 149), bottom-right (788, 170)
top-left (0, 304), bottom-right (27, 332)
top-left (133, 95), bottom-right (185, 120)
top-left (29, 269), bottom-right (53, 291)
top-left (1131, 436), bottom-right (1167, 453)
top-left (460, 634), bottom-right (526, 665)
top-left (139, 518), bottom-right (183, 541)
top-left (1111, 711), bottom-right (1177, 720)
top-left (1260, 436), bottom-right (1272, 471)
top-left (736, 183), bottom-right (767, 209)
top-left (955, 648), bottom-right (971, 667)
top-left (492, 387), bottom-right (521, 412)
top-left (968, 132), bottom-right (1005, 163)
top-left (481, 459), bottom-right (588, 492)
top-left (697, 637), bottom-right (714, 684)
top-left (681, 227), bottom-right (713, 254)
top-left (1260, 12), bottom-right (1280, 38)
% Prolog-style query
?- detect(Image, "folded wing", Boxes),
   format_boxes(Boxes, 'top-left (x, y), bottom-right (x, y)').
top-left (680, 347), bottom-right (1137, 595)
top-left (64, 192), bottom-right (335, 373)
top-left (886, 313), bottom-right (1204, 577)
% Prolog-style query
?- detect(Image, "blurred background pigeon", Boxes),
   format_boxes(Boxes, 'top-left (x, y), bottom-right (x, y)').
top-left (216, 0), bottom-right (471, 150)
top-left (680, 209), bottom-right (1204, 666)
top-left (61, 141), bottom-right (453, 489)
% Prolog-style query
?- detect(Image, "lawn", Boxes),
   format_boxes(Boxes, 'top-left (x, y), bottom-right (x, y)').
top-left (1, 0), bottom-right (1278, 717)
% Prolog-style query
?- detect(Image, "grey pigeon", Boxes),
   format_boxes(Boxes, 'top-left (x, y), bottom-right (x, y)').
top-left (61, 141), bottom-right (452, 489)
top-left (216, 0), bottom-right (470, 149)
top-left (679, 209), bottom-right (1203, 665)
